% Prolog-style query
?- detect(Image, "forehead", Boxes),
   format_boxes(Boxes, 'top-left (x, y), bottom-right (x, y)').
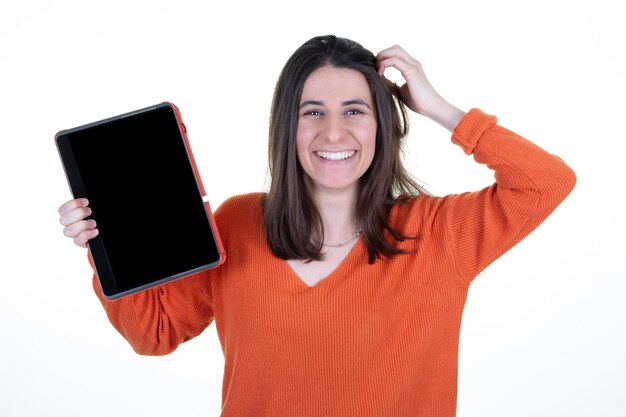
top-left (300, 66), bottom-right (372, 102)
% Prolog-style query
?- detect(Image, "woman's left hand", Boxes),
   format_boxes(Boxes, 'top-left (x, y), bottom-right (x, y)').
top-left (377, 45), bottom-right (465, 131)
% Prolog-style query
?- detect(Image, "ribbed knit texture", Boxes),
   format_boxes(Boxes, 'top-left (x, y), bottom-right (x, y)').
top-left (93, 109), bottom-right (576, 416)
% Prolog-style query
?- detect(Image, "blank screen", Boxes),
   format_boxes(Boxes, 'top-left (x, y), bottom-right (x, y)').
top-left (57, 105), bottom-right (220, 297)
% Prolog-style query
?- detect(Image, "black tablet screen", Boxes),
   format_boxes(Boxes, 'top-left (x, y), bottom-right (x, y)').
top-left (57, 104), bottom-right (221, 298)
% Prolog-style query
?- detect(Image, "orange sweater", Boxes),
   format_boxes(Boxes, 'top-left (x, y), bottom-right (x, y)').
top-left (93, 109), bottom-right (576, 416)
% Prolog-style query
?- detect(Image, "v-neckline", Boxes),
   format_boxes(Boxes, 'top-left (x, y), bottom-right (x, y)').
top-left (282, 238), bottom-right (364, 289)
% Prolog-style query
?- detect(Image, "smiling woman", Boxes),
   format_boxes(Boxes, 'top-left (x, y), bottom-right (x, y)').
top-left (296, 67), bottom-right (377, 211)
top-left (57, 34), bottom-right (576, 416)
top-left (264, 36), bottom-right (428, 265)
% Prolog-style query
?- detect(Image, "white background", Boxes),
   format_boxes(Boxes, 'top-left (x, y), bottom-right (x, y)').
top-left (1, 0), bottom-right (624, 416)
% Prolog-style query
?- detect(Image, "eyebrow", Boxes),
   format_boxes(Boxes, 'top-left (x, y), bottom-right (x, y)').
top-left (299, 99), bottom-right (372, 109)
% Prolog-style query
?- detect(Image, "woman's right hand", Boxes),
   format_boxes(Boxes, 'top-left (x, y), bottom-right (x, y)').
top-left (58, 198), bottom-right (99, 248)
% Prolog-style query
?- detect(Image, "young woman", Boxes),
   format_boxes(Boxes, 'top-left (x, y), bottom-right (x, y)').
top-left (58, 35), bottom-right (576, 416)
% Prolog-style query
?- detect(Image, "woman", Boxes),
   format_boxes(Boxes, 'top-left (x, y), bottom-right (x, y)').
top-left (58, 35), bottom-right (576, 416)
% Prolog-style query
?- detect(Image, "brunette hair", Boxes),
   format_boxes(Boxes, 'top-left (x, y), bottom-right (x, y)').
top-left (263, 35), bottom-right (427, 263)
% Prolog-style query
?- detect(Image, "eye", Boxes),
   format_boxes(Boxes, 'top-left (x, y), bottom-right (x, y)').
top-left (346, 108), bottom-right (365, 116)
top-left (302, 110), bottom-right (323, 116)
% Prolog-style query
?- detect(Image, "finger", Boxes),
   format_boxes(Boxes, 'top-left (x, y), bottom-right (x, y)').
top-left (58, 198), bottom-right (89, 216)
top-left (59, 205), bottom-right (92, 227)
top-left (377, 46), bottom-right (422, 75)
top-left (74, 229), bottom-right (99, 248)
top-left (376, 44), bottom-right (409, 61)
top-left (377, 56), bottom-right (417, 78)
top-left (63, 219), bottom-right (97, 239)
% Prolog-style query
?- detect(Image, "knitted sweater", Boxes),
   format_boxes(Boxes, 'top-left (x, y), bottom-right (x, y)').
top-left (93, 109), bottom-right (576, 416)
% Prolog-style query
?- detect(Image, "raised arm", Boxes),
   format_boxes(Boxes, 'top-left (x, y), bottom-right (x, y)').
top-left (59, 198), bottom-right (216, 355)
top-left (444, 109), bottom-right (576, 281)
top-left (377, 45), bottom-right (576, 282)
top-left (91, 266), bottom-right (214, 355)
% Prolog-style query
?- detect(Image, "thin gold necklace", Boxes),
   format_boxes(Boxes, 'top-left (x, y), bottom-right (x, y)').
top-left (318, 227), bottom-right (363, 248)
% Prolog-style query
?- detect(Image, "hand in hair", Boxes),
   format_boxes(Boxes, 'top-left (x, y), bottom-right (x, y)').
top-left (376, 45), bottom-right (465, 132)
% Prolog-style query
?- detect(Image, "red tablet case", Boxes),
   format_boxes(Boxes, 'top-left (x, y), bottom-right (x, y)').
top-left (58, 102), bottom-right (226, 297)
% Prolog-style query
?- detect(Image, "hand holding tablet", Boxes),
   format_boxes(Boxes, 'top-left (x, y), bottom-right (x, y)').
top-left (58, 197), bottom-right (99, 248)
top-left (56, 102), bottom-right (225, 299)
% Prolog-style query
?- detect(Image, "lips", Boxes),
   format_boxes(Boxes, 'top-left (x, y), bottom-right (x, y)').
top-left (315, 150), bottom-right (356, 161)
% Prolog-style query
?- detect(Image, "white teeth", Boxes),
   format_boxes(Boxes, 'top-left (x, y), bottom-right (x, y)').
top-left (316, 150), bottom-right (355, 161)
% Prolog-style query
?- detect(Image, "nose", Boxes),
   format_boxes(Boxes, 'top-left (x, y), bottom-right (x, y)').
top-left (322, 116), bottom-right (346, 143)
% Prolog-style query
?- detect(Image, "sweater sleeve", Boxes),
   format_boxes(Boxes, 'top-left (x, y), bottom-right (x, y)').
top-left (91, 257), bottom-right (215, 356)
top-left (444, 108), bottom-right (576, 283)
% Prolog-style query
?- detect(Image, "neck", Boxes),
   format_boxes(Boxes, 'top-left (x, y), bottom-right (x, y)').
top-left (309, 186), bottom-right (359, 244)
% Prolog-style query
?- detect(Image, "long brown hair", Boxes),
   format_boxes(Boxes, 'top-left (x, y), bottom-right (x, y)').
top-left (263, 35), bottom-right (427, 263)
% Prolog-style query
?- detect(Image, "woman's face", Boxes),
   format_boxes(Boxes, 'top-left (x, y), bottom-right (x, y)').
top-left (296, 66), bottom-right (377, 196)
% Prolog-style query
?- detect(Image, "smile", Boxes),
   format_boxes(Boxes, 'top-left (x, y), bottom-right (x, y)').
top-left (315, 150), bottom-right (356, 161)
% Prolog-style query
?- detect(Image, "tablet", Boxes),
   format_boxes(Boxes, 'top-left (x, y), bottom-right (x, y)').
top-left (56, 102), bottom-right (225, 300)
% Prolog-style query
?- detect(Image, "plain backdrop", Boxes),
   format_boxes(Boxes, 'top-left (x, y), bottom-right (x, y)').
top-left (1, 0), bottom-right (624, 416)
